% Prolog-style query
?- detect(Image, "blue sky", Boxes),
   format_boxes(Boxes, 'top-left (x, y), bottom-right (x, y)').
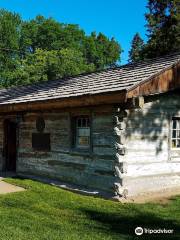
top-left (0, 0), bottom-right (147, 64)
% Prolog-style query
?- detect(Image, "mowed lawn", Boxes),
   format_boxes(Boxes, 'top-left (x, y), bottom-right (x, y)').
top-left (0, 179), bottom-right (179, 240)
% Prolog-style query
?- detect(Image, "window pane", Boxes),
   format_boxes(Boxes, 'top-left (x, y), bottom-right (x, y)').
top-left (172, 139), bottom-right (176, 148)
top-left (75, 116), bottom-right (90, 148)
top-left (177, 120), bottom-right (180, 130)
top-left (87, 118), bottom-right (90, 127)
top-left (177, 130), bottom-right (180, 139)
top-left (172, 130), bottom-right (176, 138)
top-left (77, 118), bottom-right (81, 127)
top-left (78, 136), bottom-right (89, 146)
top-left (177, 140), bottom-right (180, 148)
top-left (173, 119), bottom-right (176, 129)
top-left (171, 117), bottom-right (180, 149)
top-left (176, 139), bottom-right (180, 148)
top-left (82, 118), bottom-right (87, 127)
top-left (78, 128), bottom-right (90, 137)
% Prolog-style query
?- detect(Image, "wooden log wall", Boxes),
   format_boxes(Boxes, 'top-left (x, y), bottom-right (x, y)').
top-left (16, 106), bottom-right (117, 193)
top-left (0, 91), bottom-right (179, 197)
top-left (123, 91), bottom-right (180, 196)
top-left (113, 107), bottom-right (128, 198)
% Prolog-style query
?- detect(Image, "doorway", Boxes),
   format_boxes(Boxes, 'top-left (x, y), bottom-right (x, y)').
top-left (3, 120), bottom-right (17, 172)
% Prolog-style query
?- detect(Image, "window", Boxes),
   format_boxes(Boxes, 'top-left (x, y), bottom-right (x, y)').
top-left (74, 116), bottom-right (90, 149)
top-left (171, 117), bottom-right (180, 149)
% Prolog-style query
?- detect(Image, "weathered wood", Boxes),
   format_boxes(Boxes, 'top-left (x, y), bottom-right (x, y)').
top-left (0, 91), bottom-right (126, 113)
top-left (127, 63), bottom-right (180, 98)
top-left (122, 92), bottom-right (180, 196)
top-left (121, 96), bottom-right (144, 109)
top-left (11, 108), bottom-right (116, 193)
top-left (112, 107), bottom-right (128, 197)
top-left (0, 90), bottom-right (180, 198)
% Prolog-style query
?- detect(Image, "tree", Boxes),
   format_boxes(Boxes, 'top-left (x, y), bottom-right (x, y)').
top-left (0, 10), bottom-right (121, 87)
top-left (1, 48), bottom-right (95, 87)
top-left (21, 18), bottom-right (121, 70)
top-left (0, 9), bottom-right (22, 71)
top-left (20, 16), bottom-right (86, 53)
top-left (128, 33), bottom-right (144, 62)
top-left (144, 0), bottom-right (180, 58)
top-left (83, 32), bottom-right (121, 70)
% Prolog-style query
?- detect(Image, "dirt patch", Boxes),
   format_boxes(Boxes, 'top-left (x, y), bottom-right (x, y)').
top-left (0, 181), bottom-right (25, 194)
top-left (123, 187), bottom-right (180, 204)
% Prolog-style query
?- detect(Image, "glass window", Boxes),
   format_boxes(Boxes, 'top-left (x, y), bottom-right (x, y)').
top-left (171, 117), bottom-right (180, 149)
top-left (75, 116), bottom-right (90, 148)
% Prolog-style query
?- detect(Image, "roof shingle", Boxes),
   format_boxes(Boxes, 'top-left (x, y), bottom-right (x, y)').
top-left (0, 52), bottom-right (179, 105)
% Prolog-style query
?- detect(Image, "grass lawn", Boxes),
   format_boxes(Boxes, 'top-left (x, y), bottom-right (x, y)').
top-left (0, 178), bottom-right (179, 240)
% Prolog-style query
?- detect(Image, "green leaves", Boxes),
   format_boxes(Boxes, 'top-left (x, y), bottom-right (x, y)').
top-left (84, 32), bottom-right (121, 70)
top-left (128, 33), bottom-right (144, 63)
top-left (144, 0), bottom-right (180, 59)
top-left (0, 10), bottom-right (121, 87)
top-left (1, 48), bottom-right (96, 87)
top-left (0, 9), bottom-right (21, 71)
top-left (129, 0), bottom-right (179, 62)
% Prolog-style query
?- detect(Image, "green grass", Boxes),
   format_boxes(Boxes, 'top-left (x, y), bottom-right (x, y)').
top-left (0, 178), bottom-right (179, 240)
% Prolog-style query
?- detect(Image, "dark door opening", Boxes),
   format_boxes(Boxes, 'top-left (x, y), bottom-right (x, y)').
top-left (3, 120), bottom-right (17, 172)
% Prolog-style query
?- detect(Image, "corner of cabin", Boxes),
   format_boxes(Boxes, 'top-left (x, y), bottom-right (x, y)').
top-left (120, 90), bottom-right (180, 196)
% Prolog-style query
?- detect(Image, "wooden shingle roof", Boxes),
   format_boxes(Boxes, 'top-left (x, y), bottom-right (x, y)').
top-left (0, 52), bottom-right (179, 108)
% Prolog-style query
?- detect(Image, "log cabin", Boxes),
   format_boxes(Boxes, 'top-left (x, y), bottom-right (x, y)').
top-left (0, 52), bottom-right (180, 199)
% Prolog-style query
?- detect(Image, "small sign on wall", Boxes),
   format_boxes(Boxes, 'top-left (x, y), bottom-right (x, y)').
top-left (36, 117), bottom-right (45, 132)
top-left (32, 133), bottom-right (51, 151)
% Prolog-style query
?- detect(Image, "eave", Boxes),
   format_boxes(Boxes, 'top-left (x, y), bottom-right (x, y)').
top-left (0, 90), bottom-right (127, 113)
top-left (127, 62), bottom-right (180, 98)
top-left (0, 60), bottom-right (179, 114)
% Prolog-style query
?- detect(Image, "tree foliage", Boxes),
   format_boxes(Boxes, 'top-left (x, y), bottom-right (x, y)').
top-left (144, 0), bottom-right (180, 58)
top-left (129, 0), bottom-right (179, 62)
top-left (83, 32), bottom-right (120, 69)
top-left (0, 10), bottom-right (121, 87)
top-left (128, 33), bottom-right (144, 63)
top-left (0, 9), bottom-right (21, 71)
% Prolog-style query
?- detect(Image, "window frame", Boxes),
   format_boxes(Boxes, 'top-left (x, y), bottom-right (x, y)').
top-left (171, 116), bottom-right (180, 150)
top-left (71, 115), bottom-right (92, 151)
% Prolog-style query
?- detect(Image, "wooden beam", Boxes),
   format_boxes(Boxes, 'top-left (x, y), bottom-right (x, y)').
top-left (115, 96), bottom-right (144, 110)
top-left (0, 90), bottom-right (127, 113)
top-left (124, 96), bottom-right (144, 109)
top-left (127, 63), bottom-right (180, 98)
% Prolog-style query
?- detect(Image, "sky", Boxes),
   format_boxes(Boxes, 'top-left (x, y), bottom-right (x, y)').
top-left (0, 0), bottom-right (148, 64)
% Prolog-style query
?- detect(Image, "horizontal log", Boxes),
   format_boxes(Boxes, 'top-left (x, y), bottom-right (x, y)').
top-left (48, 160), bottom-right (86, 170)
top-left (0, 90), bottom-right (127, 113)
top-left (122, 97), bottom-right (144, 109)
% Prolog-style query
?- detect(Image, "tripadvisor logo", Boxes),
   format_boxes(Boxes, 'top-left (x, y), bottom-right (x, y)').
top-left (135, 226), bottom-right (174, 235)
top-left (135, 227), bottom-right (143, 236)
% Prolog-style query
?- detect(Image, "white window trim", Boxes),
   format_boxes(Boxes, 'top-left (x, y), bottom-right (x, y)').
top-left (170, 116), bottom-right (180, 151)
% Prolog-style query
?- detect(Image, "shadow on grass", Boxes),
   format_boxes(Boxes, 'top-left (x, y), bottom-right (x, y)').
top-left (82, 208), bottom-right (180, 240)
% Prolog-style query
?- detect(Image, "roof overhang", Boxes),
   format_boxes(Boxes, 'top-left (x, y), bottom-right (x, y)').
top-left (127, 62), bottom-right (180, 98)
top-left (0, 61), bottom-right (179, 113)
top-left (0, 90), bottom-right (127, 113)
